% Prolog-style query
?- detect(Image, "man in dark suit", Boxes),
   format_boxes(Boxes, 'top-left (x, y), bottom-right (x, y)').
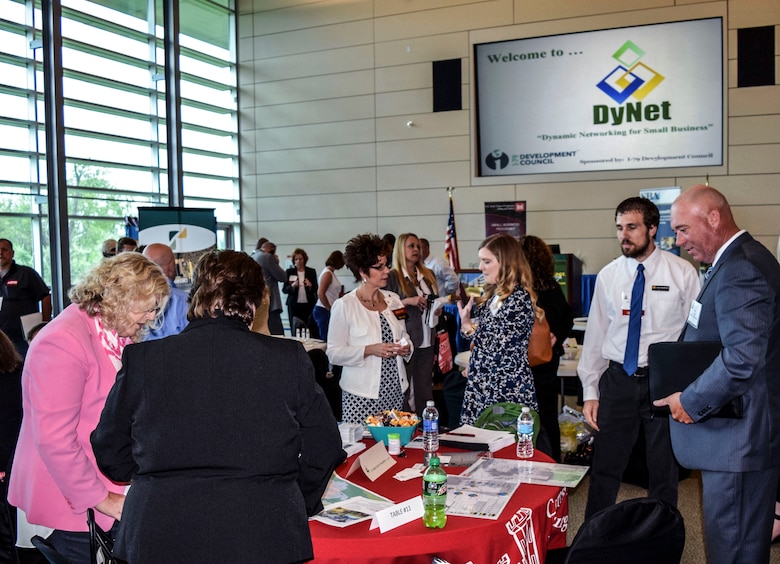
top-left (655, 185), bottom-right (780, 564)
top-left (251, 240), bottom-right (287, 335)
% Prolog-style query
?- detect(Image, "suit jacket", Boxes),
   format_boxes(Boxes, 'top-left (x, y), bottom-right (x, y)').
top-left (670, 232), bottom-right (780, 472)
top-left (91, 314), bottom-right (345, 563)
top-left (282, 266), bottom-right (318, 309)
top-left (385, 270), bottom-right (433, 347)
top-left (8, 305), bottom-right (126, 533)
top-left (252, 250), bottom-right (287, 312)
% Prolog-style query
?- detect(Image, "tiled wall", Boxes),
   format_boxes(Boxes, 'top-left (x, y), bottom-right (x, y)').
top-left (238, 0), bottom-right (780, 277)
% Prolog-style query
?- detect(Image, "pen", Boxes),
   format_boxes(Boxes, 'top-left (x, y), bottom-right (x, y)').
top-left (447, 432), bottom-right (476, 437)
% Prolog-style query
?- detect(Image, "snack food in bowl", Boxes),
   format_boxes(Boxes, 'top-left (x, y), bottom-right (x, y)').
top-left (365, 410), bottom-right (419, 446)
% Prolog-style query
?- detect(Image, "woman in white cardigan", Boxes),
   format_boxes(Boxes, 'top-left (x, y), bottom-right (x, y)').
top-left (327, 234), bottom-right (413, 424)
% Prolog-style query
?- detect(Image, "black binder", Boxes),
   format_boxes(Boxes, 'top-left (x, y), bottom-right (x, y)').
top-left (648, 341), bottom-right (743, 419)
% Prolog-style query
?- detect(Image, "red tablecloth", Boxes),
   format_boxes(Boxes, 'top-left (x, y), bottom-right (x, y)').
top-left (310, 443), bottom-right (569, 564)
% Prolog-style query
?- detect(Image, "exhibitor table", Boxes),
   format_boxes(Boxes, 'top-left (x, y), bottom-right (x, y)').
top-left (309, 443), bottom-right (569, 564)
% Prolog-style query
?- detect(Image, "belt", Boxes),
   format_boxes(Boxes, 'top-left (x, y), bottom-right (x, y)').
top-left (609, 360), bottom-right (649, 377)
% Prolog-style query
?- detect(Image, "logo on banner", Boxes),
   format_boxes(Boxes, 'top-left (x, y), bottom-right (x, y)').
top-left (596, 40), bottom-right (665, 105)
top-left (486, 150), bottom-right (510, 170)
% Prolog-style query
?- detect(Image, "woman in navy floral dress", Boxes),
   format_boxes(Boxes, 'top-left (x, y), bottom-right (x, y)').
top-left (457, 233), bottom-right (539, 425)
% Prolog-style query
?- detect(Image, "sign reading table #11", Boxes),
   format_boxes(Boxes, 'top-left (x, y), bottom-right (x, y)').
top-left (474, 17), bottom-right (723, 176)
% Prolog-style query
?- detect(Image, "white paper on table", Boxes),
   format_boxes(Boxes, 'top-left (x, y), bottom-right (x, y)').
top-left (346, 440), bottom-right (396, 481)
top-left (311, 497), bottom-right (394, 528)
top-left (444, 474), bottom-right (519, 520)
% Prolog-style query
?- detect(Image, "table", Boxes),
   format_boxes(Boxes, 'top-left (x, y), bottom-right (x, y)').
top-left (309, 443), bottom-right (568, 563)
top-left (272, 334), bottom-right (327, 352)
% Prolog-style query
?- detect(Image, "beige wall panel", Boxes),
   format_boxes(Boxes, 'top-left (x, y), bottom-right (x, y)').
top-left (376, 110), bottom-right (469, 142)
top-left (727, 59), bottom-right (737, 89)
top-left (252, 217), bottom-right (381, 248)
top-left (253, 168), bottom-right (377, 197)
top-left (695, 174), bottom-right (780, 205)
top-left (255, 192), bottom-right (378, 221)
top-left (376, 188), bottom-right (467, 217)
top-left (254, 70), bottom-right (375, 106)
top-left (729, 144), bottom-right (780, 174)
top-left (240, 151), bottom-right (257, 176)
top-left (375, 0), bottom-right (512, 43)
top-left (375, 0), bottom-right (485, 18)
top-left (729, 85), bottom-right (780, 116)
top-left (375, 63), bottom-right (431, 93)
top-left (254, 95), bottom-right (375, 128)
top-left (377, 136), bottom-right (470, 166)
top-left (252, 45), bottom-right (374, 84)
top-left (252, 0), bottom-right (373, 36)
top-left (512, 0), bottom-right (671, 24)
top-left (238, 37), bottom-right (254, 63)
top-left (252, 20), bottom-right (373, 59)
top-left (727, 28), bottom-right (736, 60)
top-left (375, 33), bottom-right (469, 68)
top-left (250, 0), bottom-right (323, 13)
top-left (728, 0), bottom-right (780, 28)
top-left (376, 215), bottom-right (450, 240)
top-left (732, 205), bottom-right (780, 236)
top-left (375, 89), bottom-right (433, 117)
top-left (377, 162), bottom-right (471, 191)
top-left (238, 14), bottom-right (254, 40)
top-left (529, 209), bottom-right (616, 240)
top-left (730, 116), bottom-right (780, 145)
top-left (238, 62), bottom-right (255, 87)
top-left (255, 119), bottom-right (375, 151)
top-left (255, 143), bottom-right (376, 173)
top-left (514, 177), bottom-right (678, 211)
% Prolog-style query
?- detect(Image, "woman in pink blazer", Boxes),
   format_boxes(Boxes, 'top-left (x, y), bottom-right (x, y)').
top-left (8, 252), bottom-right (169, 563)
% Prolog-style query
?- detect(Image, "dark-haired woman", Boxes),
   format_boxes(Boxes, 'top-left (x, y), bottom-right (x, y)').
top-left (327, 234), bottom-right (413, 425)
top-left (520, 235), bottom-right (573, 462)
top-left (312, 250), bottom-right (345, 341)
top-left (92, 250), bottom-right (344, 563)
top-left (282, 247), bottom-right (318, 337)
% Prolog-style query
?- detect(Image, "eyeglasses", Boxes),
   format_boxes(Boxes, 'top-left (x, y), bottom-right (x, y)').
top-left (134, 306), bottom-right (161, 315)
top-left (369, 263), bottom-right (390, 271)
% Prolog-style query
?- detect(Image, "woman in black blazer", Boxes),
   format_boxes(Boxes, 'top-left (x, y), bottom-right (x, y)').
top-left (92, 250), bottom-right (344, 564)
top-left (283, 248), bottom-right (319, 337)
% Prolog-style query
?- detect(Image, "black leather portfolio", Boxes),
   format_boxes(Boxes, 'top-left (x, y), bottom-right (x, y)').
top-left (648, 341), bottom-right (743, 419)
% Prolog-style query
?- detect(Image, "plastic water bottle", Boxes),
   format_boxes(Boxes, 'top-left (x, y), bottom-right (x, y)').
top-left (422, 456), bottom-right (447, 529)
top-left (422, 400), bottom-right (439, 464)
top-left (516, 407), bottom-right (534, 459)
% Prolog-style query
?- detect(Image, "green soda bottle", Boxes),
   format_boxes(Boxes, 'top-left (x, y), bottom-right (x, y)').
top-left (422, 456), bottom-right (447, 528)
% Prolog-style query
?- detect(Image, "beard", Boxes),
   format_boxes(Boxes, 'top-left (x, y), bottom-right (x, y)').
top-left (621, 237), bottom-right (651, 259)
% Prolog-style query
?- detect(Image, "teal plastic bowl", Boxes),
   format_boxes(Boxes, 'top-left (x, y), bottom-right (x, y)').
top-left (367, 424), bottom-right (418, 447)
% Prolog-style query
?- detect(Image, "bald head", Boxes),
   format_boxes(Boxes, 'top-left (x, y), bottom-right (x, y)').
top-left (671, 185), bottom-right (739, 264)
top-left (143, 243), bottom-right (176, 280)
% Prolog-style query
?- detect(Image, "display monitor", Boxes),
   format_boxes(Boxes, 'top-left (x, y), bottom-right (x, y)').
top-left (473, 17), bottom-right (724, 181)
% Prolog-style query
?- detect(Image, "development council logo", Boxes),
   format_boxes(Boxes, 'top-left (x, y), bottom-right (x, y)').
top-left (485, 150), bottom-right (509, 170)
top-left (596, 40), bottom-right (664, 104)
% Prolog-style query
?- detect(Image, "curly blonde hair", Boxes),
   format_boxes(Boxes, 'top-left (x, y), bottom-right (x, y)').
top-left (68, 252), bottom-right (170, 341)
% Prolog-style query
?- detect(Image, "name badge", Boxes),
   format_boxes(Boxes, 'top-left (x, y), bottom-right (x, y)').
top-left (6, 280), bottom-right (18, 286)
top-left (687, 300), bottom-right (702, 329)
top-left (386, 295), bottom-right (407, 320)
top-left (651, 285), bottom-right (669, 291)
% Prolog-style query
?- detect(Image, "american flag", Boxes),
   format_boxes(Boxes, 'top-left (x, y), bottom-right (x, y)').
top-left (444, 195), bottom-right (460, 271)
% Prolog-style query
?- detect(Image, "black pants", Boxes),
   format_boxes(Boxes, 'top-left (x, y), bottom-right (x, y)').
top-left (532, 358), bottom-right (561, 463)
top-left (585, 363), bottom-right (678, 519)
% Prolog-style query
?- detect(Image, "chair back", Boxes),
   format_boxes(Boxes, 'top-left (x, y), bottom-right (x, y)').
top-left (31, 535), bottom-right (72, 564)
top-left (564, 498), bottom-right (685, 564)
top-left (473, 403), bottom-right (540, 445)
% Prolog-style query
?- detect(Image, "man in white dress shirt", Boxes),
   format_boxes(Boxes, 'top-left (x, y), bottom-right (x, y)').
top-left (577, 197), bottom-right (700, 519)
top-left (420, 238), bottom-right (459, 296)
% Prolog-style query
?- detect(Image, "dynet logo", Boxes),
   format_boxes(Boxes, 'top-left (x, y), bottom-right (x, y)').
top-left (596, 40), bottom-right (664, 105)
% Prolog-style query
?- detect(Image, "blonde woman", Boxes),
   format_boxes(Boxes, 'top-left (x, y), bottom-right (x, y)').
top-left (386, 233), bottom-right (438, 415)
top-left (9, 253), bottom-right (169, 563)
top-left (457, 233), bottom-right (538, 425)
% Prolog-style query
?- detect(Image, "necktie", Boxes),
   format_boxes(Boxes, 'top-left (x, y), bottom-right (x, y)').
top-left (623, 263), bottom-right (645, 376)
top-left (704, 266), bottom-right (713, 280)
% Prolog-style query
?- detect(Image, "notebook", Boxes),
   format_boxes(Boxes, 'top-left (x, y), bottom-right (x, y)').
top-left (648, 341), bottom-right (742, 419)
